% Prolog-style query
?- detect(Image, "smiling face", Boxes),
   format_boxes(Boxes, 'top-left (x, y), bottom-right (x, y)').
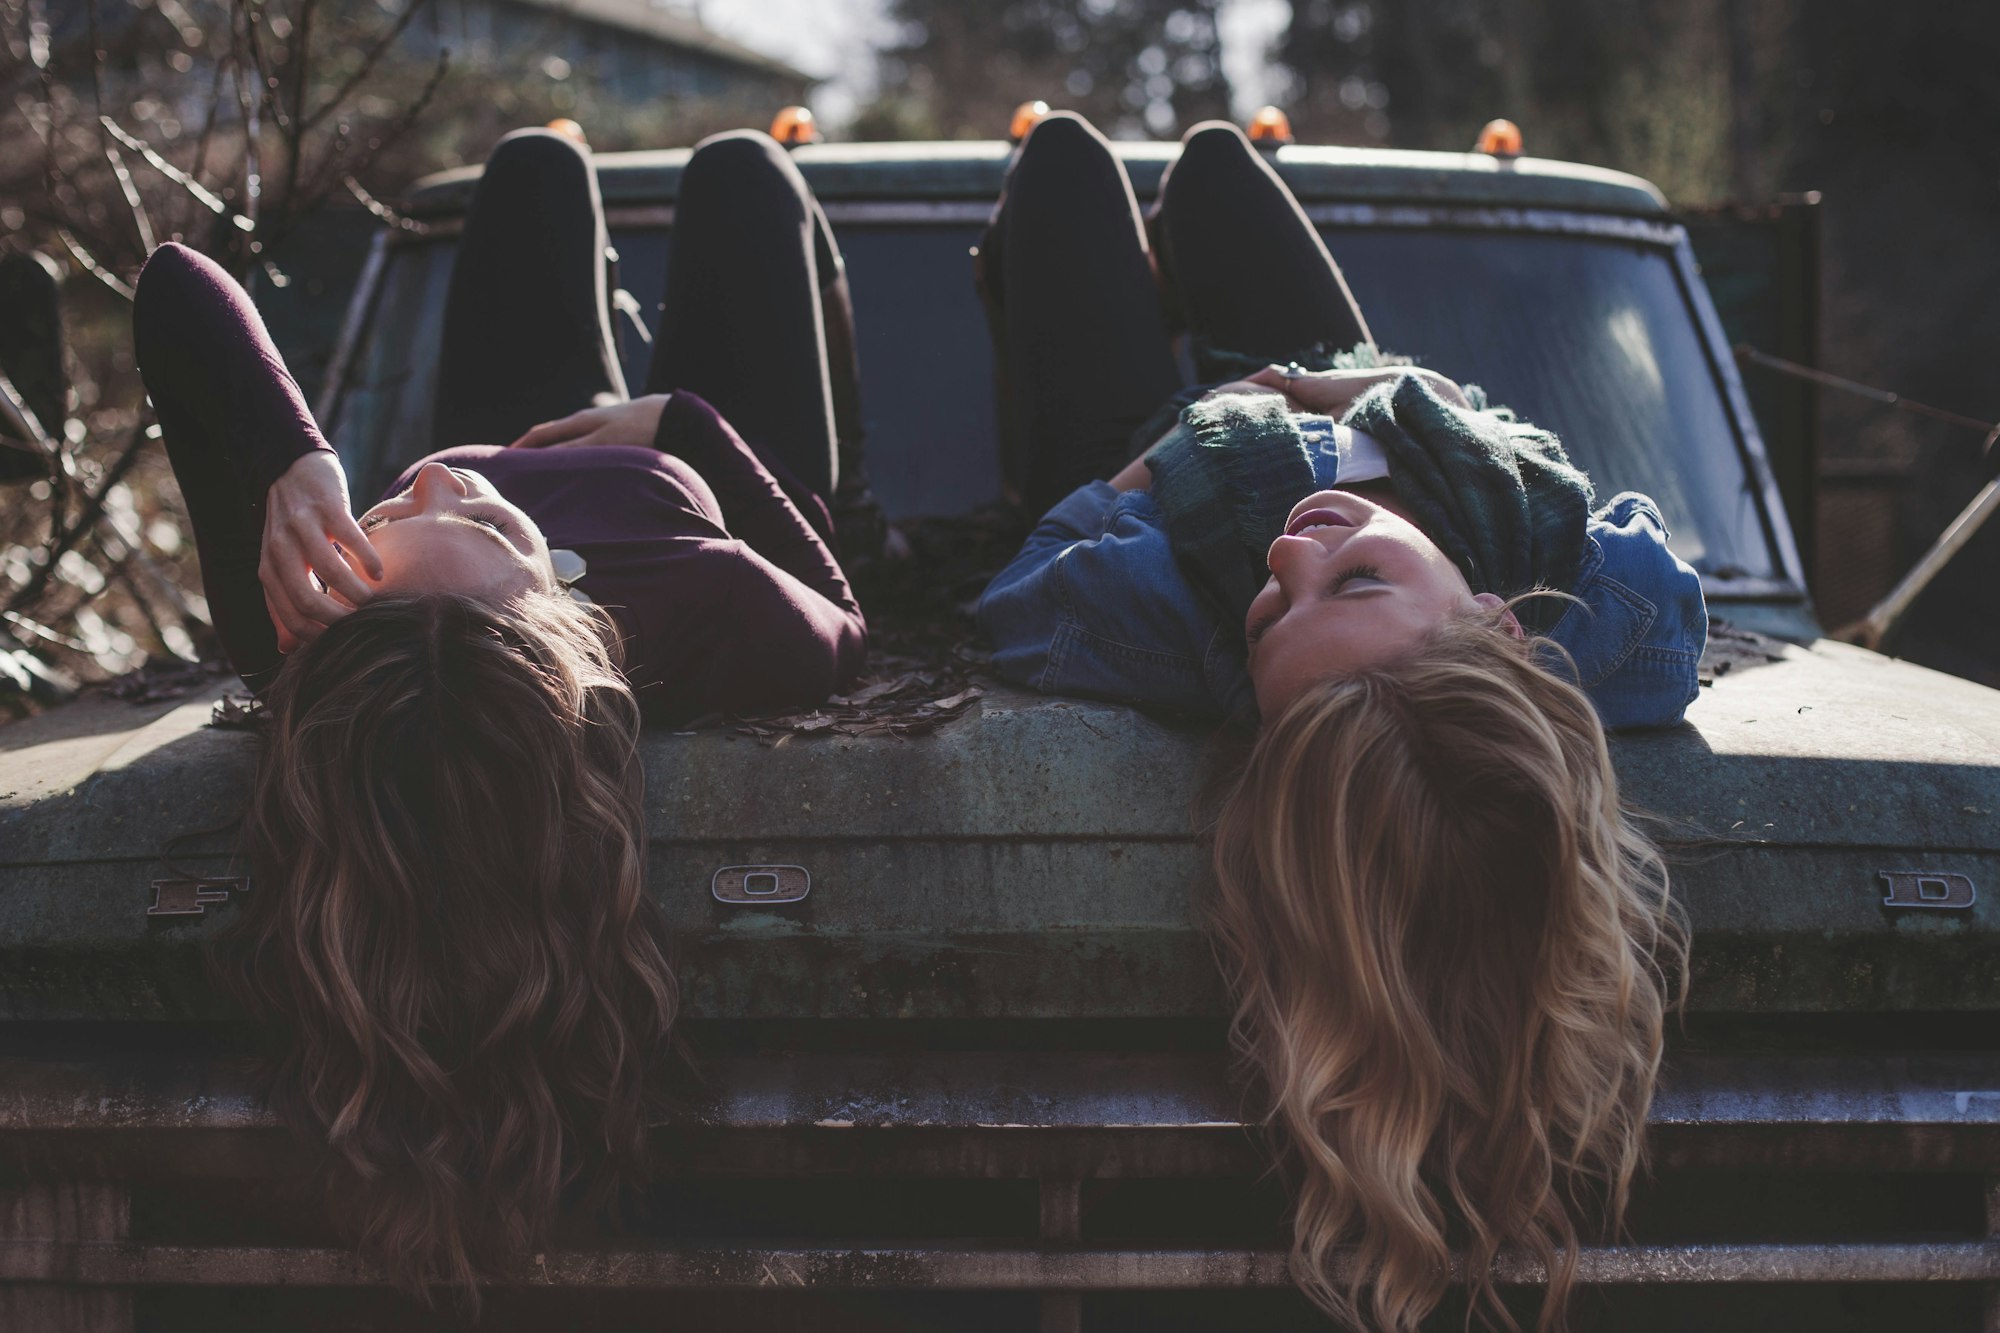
top-left (355, 462), bottom-right (555, 604)
top-left (1246, 489), bottom-right (1505, 718)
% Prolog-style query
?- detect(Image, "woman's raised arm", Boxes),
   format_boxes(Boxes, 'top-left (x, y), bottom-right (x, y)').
top-left (134, 243), bottom-right (380, 679)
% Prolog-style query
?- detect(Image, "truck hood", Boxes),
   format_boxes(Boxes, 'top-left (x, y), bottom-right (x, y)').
top-left (2, 638), bottom-right (1994, 1021)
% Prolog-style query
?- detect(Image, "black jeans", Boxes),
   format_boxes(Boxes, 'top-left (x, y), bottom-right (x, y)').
top-left (433, 127), bottom-right (858, 503)
top-left (978, 113), bottom-right (1372, 516)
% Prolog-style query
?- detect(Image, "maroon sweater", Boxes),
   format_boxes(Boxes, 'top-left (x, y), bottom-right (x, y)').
top-left (135, 242), bottom-right (866, 722)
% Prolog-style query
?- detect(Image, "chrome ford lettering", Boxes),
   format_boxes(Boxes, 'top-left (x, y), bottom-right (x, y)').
top-left (147, 877), bottom-right (247, 918)
top-left (1878, 871), bottom-right (1977, 910)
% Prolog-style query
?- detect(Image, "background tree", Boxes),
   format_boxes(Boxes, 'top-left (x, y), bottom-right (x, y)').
top-left (0, 0), bottom-right (450, 706)
top-left (855, 0), bottom-right (1232, 141)
top-left (1274, 0), bottom-right (1742, 205)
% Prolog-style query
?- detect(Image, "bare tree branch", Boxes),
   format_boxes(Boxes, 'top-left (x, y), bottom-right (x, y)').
top-left (54, 227), bottom-right (136, 299)
top-left (2, 421), bottom-right (152, 617)
top-left (101, 114), bottom-right (242, 223)
top-left (80, 0), bottom-right (157, 251)
top-left (0, 370), bottom-right (58, 460)
top-left (230, 7), bottom-right (263, 285)
top-left (3, 0), bottom-right (460, 696)
top-left (188, 42), bottom-right (233, 215)
top-left (151, 0), bottom-right (203, 47)
top-left (3, 609), bottom-right (94, 654)
top-left (284, 0), bottom-right (320, 207)
top-left (343, 173), bottom-right (427, 233)
top-left (298, 0), bottom-right (434, 138)
top-left (300, 47), bottom-right (448, 215)
top-left (100, 139), bottom-right (157, 252)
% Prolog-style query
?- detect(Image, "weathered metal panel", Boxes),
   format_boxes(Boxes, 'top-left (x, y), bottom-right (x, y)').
top-left (2, 638), bottom-right (1997, 1020)
top-left (5, 1048), bottom-right (1997, 1140)
top-left (2, 1239), bottom-right (1996, 1290)
top-left (9, 640), bottom-right (1995, 857)
top-left (0, 1183), bottom-right (130, 1333)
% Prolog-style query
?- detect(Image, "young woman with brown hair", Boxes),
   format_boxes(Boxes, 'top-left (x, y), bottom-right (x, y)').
top-left (976, 112), bottom-right (1696, 1331)
top-left (134, 127), bottom-right (865, 1300)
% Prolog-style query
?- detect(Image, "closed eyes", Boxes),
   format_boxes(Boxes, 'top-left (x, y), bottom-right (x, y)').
top-left (1246, 564), bottom-right (1387, 646)
top-left (361, 511), bottom-right (512, 536)
top-left (1325, 563), bottom-right (1383, 596)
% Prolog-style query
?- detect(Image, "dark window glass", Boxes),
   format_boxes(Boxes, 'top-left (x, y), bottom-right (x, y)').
top-left (609, 226), bottom-right (1005, 520)
top-left (343, 221), bottom-right (1779, 589)
top-left (1328, 228), bottom-right (1777, 581)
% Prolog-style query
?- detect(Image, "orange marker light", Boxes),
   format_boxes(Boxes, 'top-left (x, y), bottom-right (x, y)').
top-left (771, 106), bottom-right (821, 146)
top-left (545, 118), bottom-right (587, 146)
top-left (1474, 118), bottom-right (1524, 157)
top-left (1010, 100), bottom-right (1051, 143)
top-left (1247, 106), bottom-right (1294, 145)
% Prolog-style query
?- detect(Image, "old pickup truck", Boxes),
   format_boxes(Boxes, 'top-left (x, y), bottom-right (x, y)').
top-left (2, 128), bottom-right (1997, 1332)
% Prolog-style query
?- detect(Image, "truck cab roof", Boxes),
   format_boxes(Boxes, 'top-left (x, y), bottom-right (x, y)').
top-left (406, 139), bottom-right (1673, 216)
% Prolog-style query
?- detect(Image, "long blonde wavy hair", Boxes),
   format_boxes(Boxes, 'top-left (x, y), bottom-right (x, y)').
top-left (1208, 609), bottom-right (1685, 1332)
top-left (222, 591), bottom-right (677, 1307)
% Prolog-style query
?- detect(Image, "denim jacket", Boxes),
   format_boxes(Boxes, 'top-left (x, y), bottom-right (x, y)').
top-left (979, 455), bottom-right (1708, 730)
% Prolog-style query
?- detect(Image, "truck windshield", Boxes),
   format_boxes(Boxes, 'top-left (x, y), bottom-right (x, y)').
top-left (829, 223), bottom-right (1780, 586)
top-left (350, 218), bottom-right (1783, 589)
top-left (1330, 228), bottom-right (1777, 584)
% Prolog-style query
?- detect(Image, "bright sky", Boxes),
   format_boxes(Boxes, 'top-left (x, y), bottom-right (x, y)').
top-left (696, 0), bottom-right (1293, 131)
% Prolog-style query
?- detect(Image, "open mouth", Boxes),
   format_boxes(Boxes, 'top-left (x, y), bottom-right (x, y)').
top-left (1285, 507), bottom-right (1356, 537)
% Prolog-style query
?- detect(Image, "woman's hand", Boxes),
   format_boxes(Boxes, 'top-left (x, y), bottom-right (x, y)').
top-left (261, 450), bottom-right (383, 651)
top-left (1244, 364), bottom-right (1471, 414)
top-left (507, 394), bottom-right (671, 451)
top-left (1199, 378), bottom-right (1287, 403)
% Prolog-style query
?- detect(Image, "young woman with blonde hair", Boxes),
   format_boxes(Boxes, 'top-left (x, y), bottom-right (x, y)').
top-left (1208, 617), bottom-right (1680, 1330)
top-left (976, 112), bottom-right (1697, 1330)
top-left (135, 127), bottom-right (865, 1300)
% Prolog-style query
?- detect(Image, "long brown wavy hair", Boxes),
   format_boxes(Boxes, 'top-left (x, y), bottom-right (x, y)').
top-left (221, 591), bottom-right (677, 1307)
top-left (1208, 608), bottom-right (1686, 1332)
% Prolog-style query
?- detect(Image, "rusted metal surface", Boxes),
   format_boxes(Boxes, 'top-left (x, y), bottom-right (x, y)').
top-left (1037, 1182), bottom-right (1082, 1242)
top-left (1037, 1181), bottom-right (1085, 1333)
top-left (1, 1053), bottom-right (1996, 1303)
top-left (7, 1050), bottom-right (1999, 1134)
top-left (2, 1239), bottom-right (1997, 1290)
top-left (0, 1183), bottom-right (130, 1333)
top-left (4, 1050), bottom-right (1997, 1171)
top-left (1986, 1176), bottom-right (1999, 1333)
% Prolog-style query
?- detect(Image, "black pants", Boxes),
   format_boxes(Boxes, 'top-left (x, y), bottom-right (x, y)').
top-left (978, 113), bottom-right (1372, 516)
top-left (433, 127), bottom-right (858, 502)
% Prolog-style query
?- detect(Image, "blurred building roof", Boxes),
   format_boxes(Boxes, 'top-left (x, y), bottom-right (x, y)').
top-left (511, 0), bottom-right (817, 85)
